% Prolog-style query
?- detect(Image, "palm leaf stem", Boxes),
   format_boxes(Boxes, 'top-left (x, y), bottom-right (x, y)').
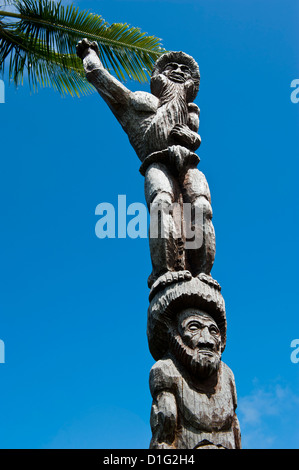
top-left (0, 9), bottom-right (163, 57)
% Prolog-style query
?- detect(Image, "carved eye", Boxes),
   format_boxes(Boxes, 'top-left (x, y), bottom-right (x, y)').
top-left (209, 325), bottom-right (219, 335)
top-left (188, 322), bottom-right (200, 331)
top-left (181, 66), bottom-right (191, 74)
top-left (164, 64), bottom-right (176, 72)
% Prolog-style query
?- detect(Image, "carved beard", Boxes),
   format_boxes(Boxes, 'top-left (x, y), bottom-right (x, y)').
top-left (158, 79), bottom-right (189, 112)
top-left (157, 79), bottom-right (189, 134)
top-left (169, 332), bottom-right (221, 379)
top-left (145, 77), bottom-right (190, 153)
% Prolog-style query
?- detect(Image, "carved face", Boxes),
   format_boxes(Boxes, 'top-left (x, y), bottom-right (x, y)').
top-left (161, 62), bottom-right (192, 84)
top-left (178, 310), bottom-right (221, 356)
top-left (170, 308), bottom-right (222, 378)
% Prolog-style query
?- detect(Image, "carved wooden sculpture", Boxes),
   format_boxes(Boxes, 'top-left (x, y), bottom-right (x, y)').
top-left (77, 39), bottom-right (241, 449)
top-left (147, 276), bottom-right (241, 449)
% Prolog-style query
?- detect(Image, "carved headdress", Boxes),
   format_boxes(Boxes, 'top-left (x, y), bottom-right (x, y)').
top-left (147, 276), bottom-right (227, 361)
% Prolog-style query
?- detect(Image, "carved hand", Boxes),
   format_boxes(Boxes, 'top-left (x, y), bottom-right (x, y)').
top-left (76, 38), bottom-right (103, 74)
top-left (170, 123), bottom-right (201, 150)
top-left (76, 38), bottom-right (100, 60)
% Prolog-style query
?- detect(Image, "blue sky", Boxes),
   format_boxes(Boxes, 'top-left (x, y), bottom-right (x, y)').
top-left (0, 0), bottom-right (299, 449)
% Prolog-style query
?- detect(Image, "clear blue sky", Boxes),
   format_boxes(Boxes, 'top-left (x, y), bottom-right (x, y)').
top-left (1, 0), bottom-right (299, 449)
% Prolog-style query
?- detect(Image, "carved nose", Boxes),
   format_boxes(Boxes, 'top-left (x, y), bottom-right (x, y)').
top-left (175, 66), bottom-right (184, 74)
top-left (197, 328), bottom-right (214, 349)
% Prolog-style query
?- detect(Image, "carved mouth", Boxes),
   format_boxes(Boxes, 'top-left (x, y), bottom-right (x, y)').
top-left (197, 349), bottom-right (214, 356)
top-left (169, 73), bottom-right (185, 82)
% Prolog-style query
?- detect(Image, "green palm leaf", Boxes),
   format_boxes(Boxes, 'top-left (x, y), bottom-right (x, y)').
top-left (0, 0), bottom-right (166, 96)
top-left (0, 20), bottom-right (93, 96)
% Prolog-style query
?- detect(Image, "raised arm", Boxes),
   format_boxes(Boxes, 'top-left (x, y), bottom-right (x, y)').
top-left (76, 39), bottom-right (133, 123)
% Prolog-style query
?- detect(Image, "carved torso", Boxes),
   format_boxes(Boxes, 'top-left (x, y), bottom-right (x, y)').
top-left (150, 357), bottom-right (239, 449)
top-left (120, 89), bottom-right (200, 162)
top-left (124, 91), bottom-right (159, 160)
top-left (85, 62), bottom-right (200, 162)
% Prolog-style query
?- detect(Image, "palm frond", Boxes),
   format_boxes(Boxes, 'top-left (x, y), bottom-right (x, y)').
top-left (0, 0), bottom-right (166, 96)
top-left (0, 18), bottom-right (94, 95)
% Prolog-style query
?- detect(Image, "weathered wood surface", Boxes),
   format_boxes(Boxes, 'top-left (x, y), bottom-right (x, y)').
top-left (77, 40), bottom-right (241, 449)
top-left (77, 40), bottom-right (215, 288)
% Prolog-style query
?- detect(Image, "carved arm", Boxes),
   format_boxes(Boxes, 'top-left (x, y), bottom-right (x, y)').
top-left (150, 390), bottom-right (177, 449)
top-left (232, 413), bottom-right (242, 449)
top-left (170, 123), bottom-right (201, 151)
top-left (76, 39), bottom-right (132, 121)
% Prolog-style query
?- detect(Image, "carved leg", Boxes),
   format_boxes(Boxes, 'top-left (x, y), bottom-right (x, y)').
top-left (144, 163), bottom-right (183, 286)
top-left (182, 168), bottom-right (216, 277)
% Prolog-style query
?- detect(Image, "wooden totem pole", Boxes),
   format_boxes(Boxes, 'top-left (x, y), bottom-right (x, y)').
top-left (77, 39), bottom-right (241, 449)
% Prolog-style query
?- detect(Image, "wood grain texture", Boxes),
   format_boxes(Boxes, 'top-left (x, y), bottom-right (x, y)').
top-left (77, 42), bottom-right (241, 449)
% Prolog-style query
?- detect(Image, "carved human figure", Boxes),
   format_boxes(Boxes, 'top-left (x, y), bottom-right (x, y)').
top-left (149, 308), bottom-right (241, 449)
top-left (76, 40), bottom-right (215, 289)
